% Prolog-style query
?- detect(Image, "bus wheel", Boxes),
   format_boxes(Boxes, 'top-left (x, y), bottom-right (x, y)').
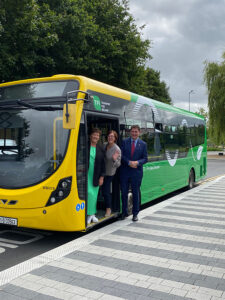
top-left (188, 170), bottom-right (195, 189)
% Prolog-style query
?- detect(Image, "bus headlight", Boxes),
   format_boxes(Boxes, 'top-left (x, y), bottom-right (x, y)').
top-left (50, 197), bottom-right (56, 203)
top-left (45, 177), bottom-right (72, 206)
top-left (58, 190), bottom-right (64, 197)
top-left (61, 181), bottom-right (68, 188)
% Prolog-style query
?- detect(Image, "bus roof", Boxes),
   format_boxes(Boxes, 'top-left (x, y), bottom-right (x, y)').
top-left (0, 74), bottom-right (204, 120)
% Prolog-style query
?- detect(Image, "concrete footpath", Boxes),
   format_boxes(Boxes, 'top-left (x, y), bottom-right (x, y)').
top-left (1, 176), bottom-right (225, 300)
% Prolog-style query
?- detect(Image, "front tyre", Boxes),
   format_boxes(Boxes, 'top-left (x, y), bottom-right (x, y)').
top-left (188, 169), bottom-right (195, 189)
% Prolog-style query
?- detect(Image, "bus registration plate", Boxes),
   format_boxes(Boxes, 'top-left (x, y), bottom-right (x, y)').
top-left (0, 216), bottom-right (18, 226)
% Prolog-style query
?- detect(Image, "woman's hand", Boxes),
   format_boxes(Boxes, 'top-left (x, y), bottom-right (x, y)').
top-left (99, 176), bottom-right (104, 186)
top-left (112, 150), bottom-right (120, 161)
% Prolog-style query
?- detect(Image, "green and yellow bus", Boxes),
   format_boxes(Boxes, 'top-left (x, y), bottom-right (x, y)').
top-left (0, 75), bottom-right (207, 231)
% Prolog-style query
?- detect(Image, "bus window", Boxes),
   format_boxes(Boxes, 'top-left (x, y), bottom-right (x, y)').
top-left (124, 102), bottom-right (154, 126)
top-left (142, 129), bottom-right (164, 162)
top-left (190, 123), bottom-right (205, 147)
top-left (177, 126), bottom-right (188, 157)
top-left (0, 113), bottom-right (23, 160)
top-left (53, 117), bottom-right (66, 170)
top-left (164, 132), bottom-right (179, 157)
top-left (0, 81), bottom-right (79, 101)
top-left (0, 109), bottom-right (69, 188)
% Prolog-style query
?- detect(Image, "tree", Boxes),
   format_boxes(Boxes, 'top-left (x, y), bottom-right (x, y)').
top-left (204, 52), bottom-right (225, 144)
top-left (0, 0), bottom-right (171, 104)
top-left (195, 107), bottom-right (208, 122)
top-left (40, 0), bottom-right (151, 91)
top-left (141, 68), bottom-right (172, 104)
top-left (0, 0), bottom-right (58, 82)
top-left (0, 0), bottom-right (151, 88)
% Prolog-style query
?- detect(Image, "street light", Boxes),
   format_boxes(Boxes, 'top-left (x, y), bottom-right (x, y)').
top-left (188, 90), bottom-right (194, 111)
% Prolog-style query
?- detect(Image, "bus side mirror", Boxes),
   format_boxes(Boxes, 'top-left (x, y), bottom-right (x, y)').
top-left (63, 104), bottom-right (76, 129)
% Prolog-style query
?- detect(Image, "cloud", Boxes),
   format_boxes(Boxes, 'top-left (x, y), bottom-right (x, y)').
top-left (129, 0), bottom-right (225, 111)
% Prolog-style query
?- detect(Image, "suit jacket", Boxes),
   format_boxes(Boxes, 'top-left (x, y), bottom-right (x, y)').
top-left (120, 137), bottom-right (148, 178)
top-left (88, 144), bottom-right (105, 187)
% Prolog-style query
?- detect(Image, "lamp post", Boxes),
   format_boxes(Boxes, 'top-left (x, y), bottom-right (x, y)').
top-left (188, 90), bottom-right (194, 111)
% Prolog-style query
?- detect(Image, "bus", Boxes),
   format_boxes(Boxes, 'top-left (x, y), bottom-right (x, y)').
top-left (0, 75), bottom-right (207, 231)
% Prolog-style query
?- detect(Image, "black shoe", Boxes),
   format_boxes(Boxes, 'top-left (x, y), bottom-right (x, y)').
top-left (120, 213), bottom-right (128, 220)
top-left (132, 215), bottom-right (138, 222)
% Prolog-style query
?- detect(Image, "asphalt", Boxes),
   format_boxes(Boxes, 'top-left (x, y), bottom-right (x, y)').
top-left (207, 151), bottom-right (225, 159)
top-left (1, 175), bottom-right (225, 299)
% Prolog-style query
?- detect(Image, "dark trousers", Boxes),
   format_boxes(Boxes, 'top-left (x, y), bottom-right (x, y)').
top-left (120, 173), bottom-right (141, 217)
top-left (102, 176), bottom-right (113, 209)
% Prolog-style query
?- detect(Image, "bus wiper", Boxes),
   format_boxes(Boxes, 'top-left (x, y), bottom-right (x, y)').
top-left (0, 148), bottom-right (18, 154)
top-left (17, 100), bottom-right (61, 111)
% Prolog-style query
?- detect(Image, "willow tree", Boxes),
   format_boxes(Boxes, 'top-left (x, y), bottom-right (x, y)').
top-left (204, 52), bottom-right (225, 144)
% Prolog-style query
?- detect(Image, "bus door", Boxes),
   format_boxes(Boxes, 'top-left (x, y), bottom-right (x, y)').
top-left (85, 112), bottom-right (121, 223)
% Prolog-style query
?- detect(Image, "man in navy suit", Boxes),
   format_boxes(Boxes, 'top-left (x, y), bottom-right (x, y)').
top-left (120, 125), bottom-right (148, 221)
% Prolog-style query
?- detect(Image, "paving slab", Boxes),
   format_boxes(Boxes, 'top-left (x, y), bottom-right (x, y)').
top-left (0, 176), bottom-right (225, 299)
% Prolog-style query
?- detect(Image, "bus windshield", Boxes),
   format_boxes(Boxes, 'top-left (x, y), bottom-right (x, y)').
top-left (0, 108), bottom-right (69, 188)
top-left (0, 80), bottom-right (79, 101)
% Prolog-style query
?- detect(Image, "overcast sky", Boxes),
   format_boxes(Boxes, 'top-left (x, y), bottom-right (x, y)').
top-left (129, 0), bottom-right (225, 112)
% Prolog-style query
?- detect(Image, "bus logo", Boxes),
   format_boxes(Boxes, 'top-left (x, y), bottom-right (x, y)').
top-left (197, 146), bottom-right (203, 160)
top-left (93, 95), bottom-right (102, 111)
top-left (165, 149), bottom-right (179, 167)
